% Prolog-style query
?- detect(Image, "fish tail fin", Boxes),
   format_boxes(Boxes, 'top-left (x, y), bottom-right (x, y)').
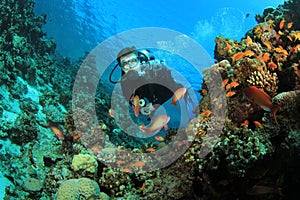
top-left (184, 93), bottom-right (197, 119)
top-left (146, 129), bottom-right (152, 136)
top-left (170, 101), bottom-right (176, 106)
top-left (139, 124), bottom-right (151, 136)
top-left (271, 105), bottom-right (281, 126)
top-left (139, 124), bottom-right (146, 131)
top-left (170, 101), bottom-right (178, 109)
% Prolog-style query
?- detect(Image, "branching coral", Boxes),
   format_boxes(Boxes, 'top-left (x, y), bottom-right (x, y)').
top-left (247, 70), bottom-right (279, 97)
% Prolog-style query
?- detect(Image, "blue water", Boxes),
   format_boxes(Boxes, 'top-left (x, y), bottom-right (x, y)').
top-left (33, 0), bottom-right (285, 102)
top-left (34, 0), bottom-right (285, 60)
top-left (33, 0), bottom-right (285, 133)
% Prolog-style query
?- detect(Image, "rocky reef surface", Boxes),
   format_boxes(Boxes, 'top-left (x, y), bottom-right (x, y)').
top-left (0, 0), bottom-right (299, 199)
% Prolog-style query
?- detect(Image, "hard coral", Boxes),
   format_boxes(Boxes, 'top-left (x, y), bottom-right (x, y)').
top-left (56, 178), bottom-right (100, 200)
top-left (23, 178), bottom-right (43, 192)
top-left (247, 70), bottom-right (279, 97)
top-left (71, 153), bottom-right (98, 174)
top-left (272, 90), bottom-right (300, 130)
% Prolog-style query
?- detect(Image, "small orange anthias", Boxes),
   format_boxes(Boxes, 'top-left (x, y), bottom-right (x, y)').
top-left (243, 86), bottom-right (281, 125)
top-left (48, 121), bottom-right (79, 141)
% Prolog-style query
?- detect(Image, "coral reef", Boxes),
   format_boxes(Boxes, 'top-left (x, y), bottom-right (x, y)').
top-left (246, 70), bottom-right (279, 97)
top-left (180, 0), bottom-right (300, 199)
top-left (55, 178), bottom-right (100, 200)
top-left (71, 153), bottom-right (98, 174)
top-left (99, 156), bottom-right (194, 199)
top-left (1, 0), bottom-right (300, 199)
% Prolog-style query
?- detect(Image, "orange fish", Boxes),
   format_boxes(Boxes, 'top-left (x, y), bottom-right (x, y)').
top-left (146, 147), bottom-right (155, 152)
top-left (256, 53), bottom-right (269, 63)
top-left (231, 52), bottom-right (244, 61)
top-left (198, 89), bottom-right (207, 96)
top-left (263, 53), bottom-right (270, 62)
top-left (279, 19), bottom-right (285, 29)
top-left (291, 44), bottom-right (300, 53)
top-left (225, 84), bottom-right (231, 91)
top-left (243, 86), bottom-right (281, 125)
top-left (244, 50), bottom-right (255, 57)
top-left (230, 81), bottom-right (240, 88)
top-left (48, 122), bottom-right (64, 140)
top-left (241, 120), bottom-right (249, 127)
top-left (201, 110), bottom-right (212, 117)
top-left (226, 91), bottom-right (236, 97)
top-left (253, 121), bottom-right (263, 129)
top-left (139, 182), bottom-right (146, 192)
top-left (108, 108), bottom-right (114, 118)
top-left (222, 79), bottom-right (229, 87)
top-left (131, 95), bottom-right (140, 117)
top-left (155, 135), bottom-right (165, 142)
top-left (287, 22), bottom-right (293, 29)
top-left (263, 41), bottom-right (272, 50)
top-left (131, 161), bottom-right (145, 167)
top-left (246, 36), bottom-right (253, 45)
top-left (170, 87), bottom-right (187, 106)
top-left (274, 34), bottom-right (281, 40)
top-left (121, 168), bottom-right (131, 173)
top-left (226, 43), bottom-right (232, 53)
top-left (116, 160), bottom-right (125, 165)
top-left (274, 46), bottom-right (288, 56)
top-left (73, 135), bottom-right (80, 140)
top-left (201, 118), bottom-right (209, 123)
top-left (139, 115), bottom-right (170, 135)
top-left (278, 30), bottom-right (284, 36)
top-left (268, 61), bottom-right (277, 70)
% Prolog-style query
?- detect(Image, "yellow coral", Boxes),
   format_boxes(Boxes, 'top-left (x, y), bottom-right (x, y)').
top-left (56, 178), bottom-right (100, 200)
top-left (56, 179), bottom-right (79, 200)
top-left (71, 153), bottom-right (98, 173)
top-left (246, 70), bottom-right (278, 97)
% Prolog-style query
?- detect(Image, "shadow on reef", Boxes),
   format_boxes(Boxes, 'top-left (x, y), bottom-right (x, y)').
top-left (1, 0), bottom-right (300, 199)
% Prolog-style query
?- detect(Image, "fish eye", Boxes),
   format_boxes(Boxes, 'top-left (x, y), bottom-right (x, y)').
top-left (139, 99), bottom-right (146, 107)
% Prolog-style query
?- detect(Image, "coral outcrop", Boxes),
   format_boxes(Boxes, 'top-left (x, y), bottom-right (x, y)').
top-left (71, 153), bottom-right (98, 174)
top-left (1, 0), bottom-right (300, 199)
top-left (56, 178), bottom-right (100, 200)
top-left (180, 0), bottom-right (300, 199)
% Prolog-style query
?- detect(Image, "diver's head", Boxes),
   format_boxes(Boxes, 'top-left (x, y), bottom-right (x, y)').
top-left (117, 46), bottom-right (141, 73)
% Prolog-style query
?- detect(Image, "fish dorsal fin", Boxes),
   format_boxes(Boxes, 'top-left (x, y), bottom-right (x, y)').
top-left (257, 87), bottom-right (271, 101)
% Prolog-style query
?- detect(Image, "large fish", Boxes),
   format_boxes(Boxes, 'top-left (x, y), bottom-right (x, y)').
top-left (243, 86), bottom-right (281, 125)
top-left (139, 115), bottom-right (170, 136)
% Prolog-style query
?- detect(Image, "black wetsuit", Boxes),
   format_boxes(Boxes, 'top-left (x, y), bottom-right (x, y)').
top-left (120, 64), bottom-right (182, 107)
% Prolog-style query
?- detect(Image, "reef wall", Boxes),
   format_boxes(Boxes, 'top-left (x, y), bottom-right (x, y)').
top-left (0, 0), bottom-right (299, 199)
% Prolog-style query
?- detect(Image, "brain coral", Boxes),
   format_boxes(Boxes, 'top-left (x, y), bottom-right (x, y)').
top-left (71, 153), bottom-right (98, 174)
top-left (56, 178), bottom-right (100, 200)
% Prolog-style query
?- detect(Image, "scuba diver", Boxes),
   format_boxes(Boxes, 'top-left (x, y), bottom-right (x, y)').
top-left (109, 46), bottom-right (195, 118)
